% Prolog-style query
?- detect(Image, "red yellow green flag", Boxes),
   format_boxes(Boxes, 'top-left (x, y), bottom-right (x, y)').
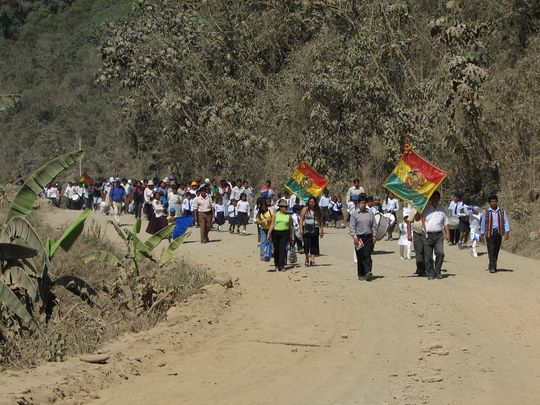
top-left (383, 145), bottom-right (447, 213)
top-left (79, 171), bottom-right (95, 184)
top-left (285, 161), bottom-right (329, 202)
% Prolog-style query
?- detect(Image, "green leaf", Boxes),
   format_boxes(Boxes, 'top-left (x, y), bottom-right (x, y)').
top-left (53, 275), bottom-right (100, 307)
top-left (107, 220), bottom-right (127, 242)
top-left (144, 224), bottom-right (175, 251)
top-left (0, 94), bottom-right (21, 112)
top-left (0, 280), bottom-right (32, 323)
top-left (82, 250), bottom-right (124, 268)
top-left (3, 266), bottom-right (41, 306)
top-left (6, 150), bottom-right (85, 221)
top-left (48, 209), bottom-right (92, 258)
top-left (131, 218), bottom-right (141, 235)
top-left (0, 243), bottom-right (37, 260)
top-left (159, 231), bottom-right (191, 268)
top-left (2, 217), bottom-right (47, 261)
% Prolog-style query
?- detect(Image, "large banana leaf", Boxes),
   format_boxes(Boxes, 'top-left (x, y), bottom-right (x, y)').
top-left (48, 209), bottom-right (92, 258)
top-left (107, 220), bottom-right (127, 242)
top-left (54, 275), bottom-right (100, 307)
top-left (0, 94), bottom-right (21, 112)
top-left (0, 243), bottom-right (37, 260)
top-left (159, 231), bottom-right (191, 268)
top-left (0, 280), bottom-right (32, 323)
top-left (82, 250), bottom-right (124, 268)
top-left (3, 266), bottom-right (41, 307)
top-left (131, 218), bottom-right (141, 235)
top-left (2, 217), bottom-right (47, 261)
top-left (6, 150), bottom-right (85, 221)
top-left (134, 234), bottom-right (155, 263)
top-left (144, 224), bottom-right (175, 251)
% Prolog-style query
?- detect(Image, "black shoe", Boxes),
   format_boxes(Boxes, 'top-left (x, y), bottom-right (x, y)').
top-left (436, 274), bottom-right (443, 279)
top-left (358, 276), bottom-right (365, 281)
top-left (489, 268), bottom-right (496, 273)
top-left (427, 276), bottom-right (434, 280)
top-left (365, 272), bottom-right (373, 281)
top-left (278, 267), bottom-right (286, 272)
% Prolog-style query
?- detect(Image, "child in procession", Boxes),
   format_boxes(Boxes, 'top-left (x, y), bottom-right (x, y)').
top-left (213, 196), bottom-right (225, 232)
top-left (399, 214), bottom-right (412, 260)
top-left (228, 199), bottom-right (238, 233)
top-left (332, 195), bottom-right (344, 228)
top-left (236, 193), bottom-right (250, 235)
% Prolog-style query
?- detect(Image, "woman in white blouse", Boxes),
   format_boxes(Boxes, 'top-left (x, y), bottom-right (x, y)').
top-left (146, 192), bottom-right (168, 234)
top-left (382, 191), bottom-right (400, 240)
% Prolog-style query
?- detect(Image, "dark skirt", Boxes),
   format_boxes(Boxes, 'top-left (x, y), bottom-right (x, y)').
top-left (332, 210), bottom-right (344, 220)
top-left (146, 213), bottom-right (168, 234)
top-left (303, 228), bottom-right (320, 255)
top-left (459, 218), bottom-right (470, 233)
top-left (237, 212), bottom-right (249, 225)
top-left (215, 211), bottom-right (225, 225)
top-left (229, 216), bottom-right (237, 225)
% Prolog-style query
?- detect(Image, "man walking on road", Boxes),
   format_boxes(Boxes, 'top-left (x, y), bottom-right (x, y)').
top-left (480, 194), bottom-right (510, 273)
top-left (422, 191), bottom-right (450, 280)
top-left (109, 179), bottom-right (126, 224)
top-left (349, 195), bottom-right (377, 281)
top-left (193, 186), bottom-right (214, 243)
top-left (346, 179), bottom-right (366, 203)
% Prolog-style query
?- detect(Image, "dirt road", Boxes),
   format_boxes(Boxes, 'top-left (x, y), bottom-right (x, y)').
top-left (3, 210), bottom-right (540, 404)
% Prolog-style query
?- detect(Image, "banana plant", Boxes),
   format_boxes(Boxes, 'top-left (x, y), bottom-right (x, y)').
top-left (6, 150), bottom-right (85, 221)
top-left (0, 151), bottom-right (98, 323)
top-left (83, 219), bottom-right (190, 310)
top-left (0, 243), bottom-right (38, 324)
top-left (83, 218), bottom-right (191, 271)
top-left (0, 209), bottom-right (98, 321)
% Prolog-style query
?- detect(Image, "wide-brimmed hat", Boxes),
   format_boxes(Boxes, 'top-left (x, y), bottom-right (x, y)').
top-left (278, 200), bottom-right (288, 208)
top-left (147, 180), bottom-right (154, 186)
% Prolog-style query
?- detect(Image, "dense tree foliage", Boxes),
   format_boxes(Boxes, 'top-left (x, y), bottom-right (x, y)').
top-left (96, 0), bottom-right (540, 199)
top-left (1, 0), bottom-right (539, 203)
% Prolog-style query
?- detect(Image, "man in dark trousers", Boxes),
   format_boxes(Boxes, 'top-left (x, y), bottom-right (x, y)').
top-left (349, 195), bottom-right (377, 281)
top-left (480, 194), bottom-right (510, 273)
top-left (422, 191), bottom-right (450, 280)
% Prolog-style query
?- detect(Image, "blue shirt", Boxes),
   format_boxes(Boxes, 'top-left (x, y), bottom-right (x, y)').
top-left (480, 207), bottom-right (510, 235)
top-left (109, 186), bottom-right (126, 202)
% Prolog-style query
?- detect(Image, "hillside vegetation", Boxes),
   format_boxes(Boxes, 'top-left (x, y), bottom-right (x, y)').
top-left (1, 0), bottom-right (539, 254)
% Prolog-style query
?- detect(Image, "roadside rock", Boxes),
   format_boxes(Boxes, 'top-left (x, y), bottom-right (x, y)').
top-left (79, 354), bottom-right (110, 364)
top-left (214, 273), bottom-right (234, 288)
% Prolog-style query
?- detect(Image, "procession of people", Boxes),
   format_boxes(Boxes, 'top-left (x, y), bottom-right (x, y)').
top-left (34, 173), bottom-right (511, 279)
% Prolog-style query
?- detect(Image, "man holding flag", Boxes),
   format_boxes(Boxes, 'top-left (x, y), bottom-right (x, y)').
top-left (384, 143), bottom-right (449, 279)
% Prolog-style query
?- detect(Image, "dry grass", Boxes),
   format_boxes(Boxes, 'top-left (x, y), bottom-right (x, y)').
top-left (0, 217), bottom-right (212, 370)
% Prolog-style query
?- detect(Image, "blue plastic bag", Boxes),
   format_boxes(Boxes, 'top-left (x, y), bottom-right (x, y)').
top-left (262, 239), bottom-right (273, 261)
top-left (173, 216), bottom-right (194, 239)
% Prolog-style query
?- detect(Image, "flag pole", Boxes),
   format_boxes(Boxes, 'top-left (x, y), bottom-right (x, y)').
top-left (78, 137), bottom-right (82, 177)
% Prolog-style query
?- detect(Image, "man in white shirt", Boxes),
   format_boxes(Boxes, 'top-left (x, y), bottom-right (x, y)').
top-left (346, 178), bottom-right (366, 203)
top-left (192, 186), bottom-right (214, 243)
top-left (64, 182), bottom-right (75, 209)
top-left (422, 191), bottom-right (450, 280)
top-left (319, 189), bottom-right (332, 227)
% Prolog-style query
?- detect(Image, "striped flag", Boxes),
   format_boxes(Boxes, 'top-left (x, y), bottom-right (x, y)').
top-left (285, 161), bottom-right (329, 203)
top-left (384, 146), bottom-right (447, 213)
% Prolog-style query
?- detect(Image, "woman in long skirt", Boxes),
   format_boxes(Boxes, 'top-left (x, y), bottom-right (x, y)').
top-left (146, 192), bottom-right (168, 234)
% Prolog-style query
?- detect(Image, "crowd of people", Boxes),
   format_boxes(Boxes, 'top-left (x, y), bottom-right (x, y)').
top-left (36, 175), bottom-right (510, 280)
